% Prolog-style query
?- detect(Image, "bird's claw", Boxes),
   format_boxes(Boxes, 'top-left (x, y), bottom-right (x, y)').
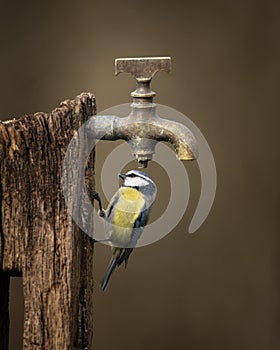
top-left (98, 209), bottom-right (106, 218)
top-left (89, 189), bottom-right (105, 215)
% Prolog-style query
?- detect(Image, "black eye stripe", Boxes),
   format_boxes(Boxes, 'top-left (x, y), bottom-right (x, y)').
top-left (127, 174), bottom-right (146, 180)
top-left (126, 172), bottom-right (152, 183)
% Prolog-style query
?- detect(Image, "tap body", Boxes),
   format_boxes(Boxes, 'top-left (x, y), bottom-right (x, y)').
top-left (87, 57), bottom-right (198, 168)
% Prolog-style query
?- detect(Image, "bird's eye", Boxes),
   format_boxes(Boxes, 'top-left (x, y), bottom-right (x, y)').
top-left (128, 173), bottom-right (136, 178)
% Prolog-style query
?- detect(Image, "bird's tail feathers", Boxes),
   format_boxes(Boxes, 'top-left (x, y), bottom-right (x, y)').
top-left (100, 257), bottom-right (118, 292)
top-left (118, 248), bottom-right (134, 268)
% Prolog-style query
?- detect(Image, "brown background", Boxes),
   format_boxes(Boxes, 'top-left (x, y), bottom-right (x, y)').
top-left (1, 0), bottom-right (279, 349)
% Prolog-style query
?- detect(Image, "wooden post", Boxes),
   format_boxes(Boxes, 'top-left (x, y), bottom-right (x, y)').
top-left (0, 93), bottom-right (96, 349)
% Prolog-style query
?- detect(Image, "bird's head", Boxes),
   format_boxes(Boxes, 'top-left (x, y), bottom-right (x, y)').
top-left (119, 170), bottom-right (155, 190)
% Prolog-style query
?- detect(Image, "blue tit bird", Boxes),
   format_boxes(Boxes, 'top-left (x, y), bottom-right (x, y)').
top-left (100, 170), bottom-right (156, 291)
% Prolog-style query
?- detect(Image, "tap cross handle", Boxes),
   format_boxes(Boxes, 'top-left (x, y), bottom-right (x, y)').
top-left (115, 57), bottom-right (171, 82)
top-left (115, 57), bottom-right (171, 99)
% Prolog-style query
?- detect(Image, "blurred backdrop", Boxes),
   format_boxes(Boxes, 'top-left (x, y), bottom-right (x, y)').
top-left (1, 0), bottom-right (279, 349)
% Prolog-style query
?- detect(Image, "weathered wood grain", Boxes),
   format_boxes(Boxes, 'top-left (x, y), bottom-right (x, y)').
top-left (0, 93), bottom-right (96, 349)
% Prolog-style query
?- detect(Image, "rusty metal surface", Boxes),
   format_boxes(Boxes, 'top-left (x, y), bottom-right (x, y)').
top-left (116, 57), bottom-right (171, 99)
top-left (87, 114), bottom-right (197, 168)
top-left (115, 57), bottom-right (171, 81)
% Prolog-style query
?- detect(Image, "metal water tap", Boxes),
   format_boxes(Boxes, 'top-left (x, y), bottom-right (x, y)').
top-left (88, 57), bottom-right (198, 168)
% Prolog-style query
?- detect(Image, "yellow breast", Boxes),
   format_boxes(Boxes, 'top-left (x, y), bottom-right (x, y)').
top-left (108, 187), bottom-right (145, 245)
top-left (119, 187), bottom-right (142, 201)
top-left (112, 187), bottom-right (144, 227)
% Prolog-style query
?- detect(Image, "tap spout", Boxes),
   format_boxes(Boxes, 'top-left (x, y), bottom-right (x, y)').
top-left (87, 112), bottom-right (197, 168)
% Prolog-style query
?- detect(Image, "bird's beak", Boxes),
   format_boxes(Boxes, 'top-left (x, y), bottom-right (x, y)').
top-left (119, 173), bottom-right (126, 180)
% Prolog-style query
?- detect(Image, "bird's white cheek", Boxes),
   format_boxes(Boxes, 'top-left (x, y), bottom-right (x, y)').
top-left (124, 178), bottom-right (150, 187)
top-left (123, 178), bottom-right (134, 187)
